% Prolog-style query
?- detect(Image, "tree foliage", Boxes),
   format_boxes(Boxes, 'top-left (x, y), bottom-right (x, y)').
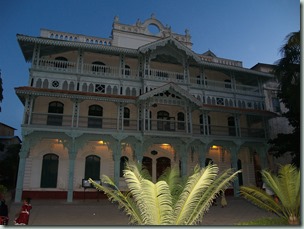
top-left (0, 74), bottom-right (3, 112)
top-left (0, 143), bottom-right (21, 189)
top-left (240, 164), bottom-right (300, 225)
top-left (89, 162), bottom-right (240, 225)
top-left (268, 31), bottom-right (300, 167)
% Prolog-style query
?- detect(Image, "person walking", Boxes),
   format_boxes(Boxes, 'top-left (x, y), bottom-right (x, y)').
top-left (14, 197), bottom-right (32, 225)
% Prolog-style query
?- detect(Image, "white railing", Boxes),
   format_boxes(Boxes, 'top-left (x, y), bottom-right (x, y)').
top-left (34, 59), bottom-right (260, 95)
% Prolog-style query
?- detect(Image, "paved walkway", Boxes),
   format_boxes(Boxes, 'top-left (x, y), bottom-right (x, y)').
top-left (5, 196), bottom-right (277, 226)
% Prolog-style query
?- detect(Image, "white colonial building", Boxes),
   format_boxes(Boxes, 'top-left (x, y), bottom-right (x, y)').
top-left (15, 15), bottom-right (280, 202)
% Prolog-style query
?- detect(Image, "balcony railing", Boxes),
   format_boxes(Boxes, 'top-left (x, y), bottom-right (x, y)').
top-left (27, 113), bottom-right (265, 139)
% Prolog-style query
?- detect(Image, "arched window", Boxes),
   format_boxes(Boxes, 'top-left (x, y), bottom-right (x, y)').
top-left (47, 101), bottom-right (64, 126)
top-left (124, 107), bottom-right (130, 127)
top-left (177, 112), bottom-right (185, 130)
top-left (157, 111), bottom-right (170, 131)
top-left (120, 156), bottom-right (129, 177)
top-left (228, 116), bottom-right (236, 136)
top-left (88, 105), bottom-right (103, 128)
top-left (91, 61), bottom-right (105, 72)
top-left (54, 56), bottom-right (68, 68)
top-left (40, 154), bottom-right (59, 188)
top-left (85, 155), bottom-right (100, 180)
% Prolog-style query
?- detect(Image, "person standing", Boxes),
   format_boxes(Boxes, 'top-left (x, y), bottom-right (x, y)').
top-left (14, 198), bottom-right (32, 225)
top-left (0, 199), bottom-right (9, 225)
top-left (220, 191), bottom-right (227, 208)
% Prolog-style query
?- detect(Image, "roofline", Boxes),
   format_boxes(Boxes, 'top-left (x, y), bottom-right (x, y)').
top-left (0, 122), bottom-right (17, 130)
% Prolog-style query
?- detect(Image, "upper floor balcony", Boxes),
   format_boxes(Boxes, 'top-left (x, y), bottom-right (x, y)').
top-left (25, 112), bottom-right (267, 139)
top-left (34, 58), bottom-right (261, 96)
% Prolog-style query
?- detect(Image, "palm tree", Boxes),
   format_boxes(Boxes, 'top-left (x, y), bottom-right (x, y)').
top-left (240, 164), bottom-right (300, 225)
top-left (89, 162), bottom-right (240, 225)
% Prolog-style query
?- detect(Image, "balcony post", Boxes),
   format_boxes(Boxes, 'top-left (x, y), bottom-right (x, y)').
top-left (229, 143), bottom-right (241, 197)
top-left (77, 49), bottom-right (84, 74)
top-left (32, 43), bottom-right (41, 68)
top-left (67, 143), bottom-right (77, 203)
top-left (198, 143), bottom-right (209, 168)
top-left (111, 141), bottom-right (121, 186)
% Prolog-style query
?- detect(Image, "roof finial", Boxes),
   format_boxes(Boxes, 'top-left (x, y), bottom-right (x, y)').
top-left (151, 13), bottom-right (156, 19)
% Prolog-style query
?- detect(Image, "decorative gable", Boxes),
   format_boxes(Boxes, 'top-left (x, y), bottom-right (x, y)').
top-left (137, 82), bottom-right (202, 107)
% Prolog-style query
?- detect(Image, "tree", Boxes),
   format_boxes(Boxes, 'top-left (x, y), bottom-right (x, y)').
top-left (268, 31), bottom-right (300, 167)
top-left (240, 164), bottom-right (300, 225)
top-left (89, 162), bottom-right (240, 225)
top-left (0, 70), bottom-right (3, 112)
top-left (0, 143), bottom-right (21, 189)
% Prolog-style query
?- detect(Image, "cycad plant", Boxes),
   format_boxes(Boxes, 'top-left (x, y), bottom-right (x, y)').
top-left (89, 162), bottom-right (240, 225)
top-left (239, 164), bottom-right (300, 225)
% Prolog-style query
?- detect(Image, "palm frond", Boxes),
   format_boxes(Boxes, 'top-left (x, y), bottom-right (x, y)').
top-left (240, 186), bottom-right (283, 217)
top-left (262, 164), bottom-right (300, 218)
top-left (89, 176), bottom-right (143, 224)
top-left (186, 168), bottom-right (240, 225)
top-left (158, 166), bottom-right (183, 204)
top-left (173, 164), bottom-right (219, 225)
top-left (140, 179), bottom-right (173, 225)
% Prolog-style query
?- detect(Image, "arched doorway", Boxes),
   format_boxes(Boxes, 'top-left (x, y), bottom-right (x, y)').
top-left (156, 157), bottom-right (171, 179)
top-left (142, 156), bottom-right (152, 177)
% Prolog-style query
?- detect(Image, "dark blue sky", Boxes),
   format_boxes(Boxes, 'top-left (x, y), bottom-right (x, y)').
top-left (0, 0), bottom-right (300, 138)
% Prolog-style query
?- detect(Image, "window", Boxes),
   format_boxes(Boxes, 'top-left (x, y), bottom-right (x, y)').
top-left (224, 79), bottom-right (232, 89)
top-left (228, 116), bottom-right (236, 136)
top-left (47, 101), bottom-right (64, 126)
top-left (124, 107), bottom-right (130, 127)
top-left (40, 154), bottom-right (59, 188)
top-left (196, 75), bottom-right (201, 85)
top-left (92, 61), bottom-right (105, 72)
top-left (216, 97), bottom-right (224, 105)
top-left (54, 57), bottom-right (68, 68)
top-left (85, 155), bottom-right (100, 180)
top-left (124, 65), bottom-right (130, 76)
top-left (88, 105), bottom-right (103, 128)
top-left (120, 156), bottom-right (129, 177)
top-left (177, 112), bottom-right (185, 130)
top-left (95, 84), bottom-right (105, 93)
top-left (200, 114), bottom-right (211, 134)
top-left (272, 98), bottom-right (281, 112)
top-left (157, 111), bottom-right (171, 131)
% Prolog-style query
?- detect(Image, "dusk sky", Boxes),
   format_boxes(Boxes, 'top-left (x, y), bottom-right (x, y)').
top-left (0, 0), bottom-right (300, 139)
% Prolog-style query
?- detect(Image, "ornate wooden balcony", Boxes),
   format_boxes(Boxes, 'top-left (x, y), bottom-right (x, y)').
top-left (26, 112), bottom-right (266, 139)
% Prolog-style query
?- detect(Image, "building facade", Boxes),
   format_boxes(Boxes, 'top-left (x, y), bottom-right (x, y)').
top-left (15, 15), bottom-right (278, 202)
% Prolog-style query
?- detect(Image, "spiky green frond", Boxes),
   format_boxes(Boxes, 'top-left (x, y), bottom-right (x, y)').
top-left (173, 164), bottom-right (219, 225)
top-left (186, 167), bottom-right (240, 225)
top-left (240, 186), bottom-right (283, 217)
top-left (261, 164), bottom-right (300, 219)
top-left (89, 176), bottom-right (143, 224)
top-left (141, 179), bottom-right (173, 225)
top-left (158, 166), bottom-right (183, 204)
top-left (123, 166), bottom-right (173, 225)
